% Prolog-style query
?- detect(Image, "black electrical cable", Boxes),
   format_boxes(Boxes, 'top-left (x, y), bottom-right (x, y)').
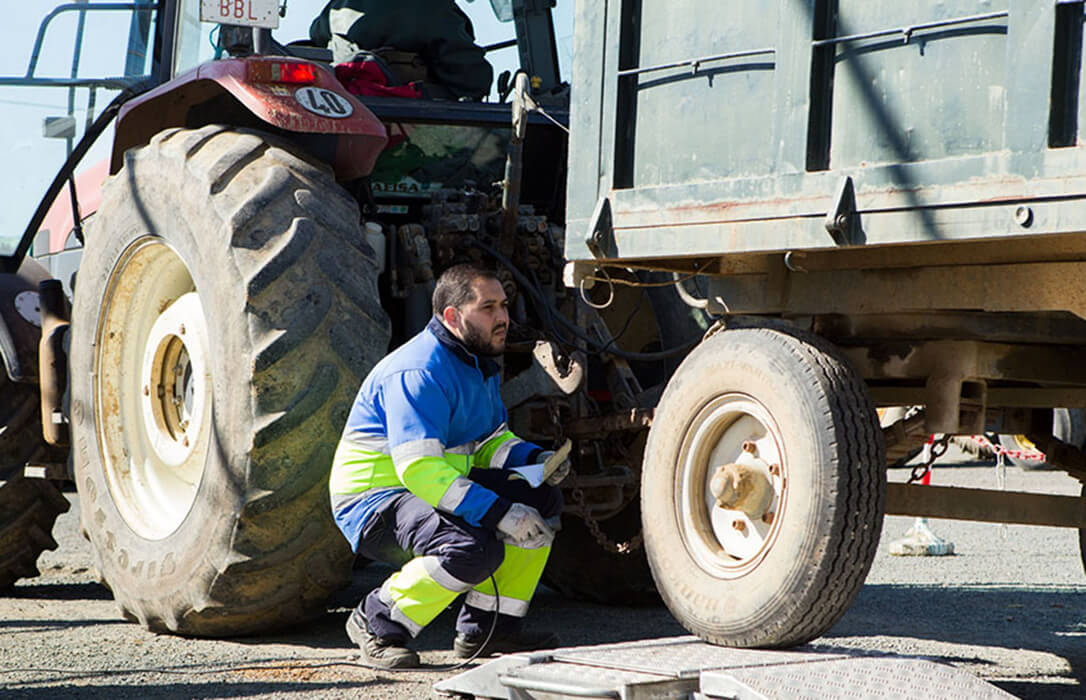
top-left (596, 288), bottom-right (645, 357)
top-left (525, 264), bottom-right (577, 351)
top-left (3, 575), bottom-right (505, 678)
top-left (469, 239), bottom-right (699, 361)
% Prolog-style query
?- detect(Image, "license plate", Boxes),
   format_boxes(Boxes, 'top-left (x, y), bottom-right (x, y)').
top-left (200, 0), bottom-right (280, 29)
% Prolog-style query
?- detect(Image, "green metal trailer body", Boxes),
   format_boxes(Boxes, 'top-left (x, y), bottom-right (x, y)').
top-left (566, 0), bottom-right (1086, 262)
top-left (559, 0), bottom-right (1086, 651)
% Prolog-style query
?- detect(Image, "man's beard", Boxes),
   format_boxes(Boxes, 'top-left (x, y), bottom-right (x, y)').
top-left (461, 318), bottom-right (506, 356)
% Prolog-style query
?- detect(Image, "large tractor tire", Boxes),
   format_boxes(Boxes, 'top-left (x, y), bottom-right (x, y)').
top-left (69, 125), bottom-right (390, 636)
top-left (642, 326), bottom-right (885, 648)
top-left (0, 376), bottom-right (69, 588)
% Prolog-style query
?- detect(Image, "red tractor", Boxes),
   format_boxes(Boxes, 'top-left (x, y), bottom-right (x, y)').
top-left (0, 0), bottom-right (686, 635)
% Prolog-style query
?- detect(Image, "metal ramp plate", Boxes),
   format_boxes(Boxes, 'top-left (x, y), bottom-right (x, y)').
top-left (432, 636), bottom-right (1016, 700)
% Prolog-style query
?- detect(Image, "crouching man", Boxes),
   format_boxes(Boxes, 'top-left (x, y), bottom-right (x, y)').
top-left (329, 263), bottom-right (568, 668)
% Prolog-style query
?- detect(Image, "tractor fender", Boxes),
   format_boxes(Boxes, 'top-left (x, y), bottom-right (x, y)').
top-left (111, 57), bottom-right (388, 181)
top-left (0, 258), bottom-right (51, 384)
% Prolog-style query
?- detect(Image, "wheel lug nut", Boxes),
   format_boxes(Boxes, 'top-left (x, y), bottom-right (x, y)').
top-left (179, 324), bottom-right (185, 335)
top-left (741, 441), bottom-right (757, 454)
top-left (732, 519), bottom-right (746, 532)
top-left (143, 385), bottom-right (149, 396)
top-left (762, 511), bottom-right (775, 524)
top-left (769, 464), bottom-right (780, 476)
top-left (182, 436), bottom-right (189, 447)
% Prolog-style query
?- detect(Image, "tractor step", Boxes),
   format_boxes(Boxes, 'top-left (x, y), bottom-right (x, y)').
top-left (433, 636), bottom-right (1014, 700)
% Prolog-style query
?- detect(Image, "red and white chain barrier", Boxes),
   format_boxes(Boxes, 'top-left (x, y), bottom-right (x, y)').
top-left (956, 434), bottom-right (1046, 463)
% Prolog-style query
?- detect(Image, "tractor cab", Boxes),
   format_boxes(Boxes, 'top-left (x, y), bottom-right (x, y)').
top-left (0, 0), bottom-right (572, 287)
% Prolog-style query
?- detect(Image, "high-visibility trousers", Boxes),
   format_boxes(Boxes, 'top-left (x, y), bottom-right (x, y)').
top-left (353, 470), bottom-right (562, 642)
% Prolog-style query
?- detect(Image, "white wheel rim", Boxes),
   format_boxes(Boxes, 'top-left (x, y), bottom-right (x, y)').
top-left (94, 238), bottom-right (212, 540)
top-left (677, 393), bottom-right (786, 578)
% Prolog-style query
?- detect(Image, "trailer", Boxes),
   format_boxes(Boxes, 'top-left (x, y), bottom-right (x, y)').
top-left (558, 0), bottom-right (1086, 647)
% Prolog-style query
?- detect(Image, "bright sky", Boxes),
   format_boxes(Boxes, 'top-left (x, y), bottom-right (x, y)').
top-left (0, 0), bottom-right (574, 255)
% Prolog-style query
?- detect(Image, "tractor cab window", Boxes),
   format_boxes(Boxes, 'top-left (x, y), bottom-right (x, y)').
top-left (225, 1), bottom-right (573, 103)
top-left (175, 0), bottom-right (226, 76)
top-left (0, 1), bottom-right (156, 262)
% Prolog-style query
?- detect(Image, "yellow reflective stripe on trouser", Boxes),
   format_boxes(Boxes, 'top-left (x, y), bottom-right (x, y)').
top-left (464, 544), bottom-right (550, 616)
top-left (379, 556), bottom-right (475, 636)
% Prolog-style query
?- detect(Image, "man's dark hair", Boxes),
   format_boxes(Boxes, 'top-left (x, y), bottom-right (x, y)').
top-left (432, 263), bottom-right (500, 315)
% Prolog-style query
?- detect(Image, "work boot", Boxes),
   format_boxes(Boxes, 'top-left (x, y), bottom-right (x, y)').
top-left (346, 608), bottom-right (420, 669)
top-left (453, 627), bottom-right (561, 658)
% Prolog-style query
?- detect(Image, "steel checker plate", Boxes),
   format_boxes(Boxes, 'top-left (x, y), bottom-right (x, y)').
top-left (433, 637), bottom-right (1012, 700)
top-left (701, 657), bottom-right (1017, 700)
top-left (550, 636), bottom-right (852, 678)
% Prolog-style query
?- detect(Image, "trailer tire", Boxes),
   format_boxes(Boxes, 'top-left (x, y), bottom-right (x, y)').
top-left (69, 126), bottom-right (390, 636)
top-left (0, 378), bottom-right (69, 589)
top-left (642, 327), bottom-right (884, 648)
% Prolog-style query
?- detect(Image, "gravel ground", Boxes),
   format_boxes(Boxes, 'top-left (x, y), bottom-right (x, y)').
top-left (2, 449), bottom-right (1083, 699)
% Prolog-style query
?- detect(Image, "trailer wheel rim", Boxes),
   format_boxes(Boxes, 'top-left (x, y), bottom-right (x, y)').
top-left (94, 237), bottom-right (211, 540)
top-left (677, 393), bottom-right (786, 578)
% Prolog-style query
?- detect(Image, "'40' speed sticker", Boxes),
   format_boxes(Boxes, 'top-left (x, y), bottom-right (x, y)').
top-left (294, 86), bottom-right (354, 119)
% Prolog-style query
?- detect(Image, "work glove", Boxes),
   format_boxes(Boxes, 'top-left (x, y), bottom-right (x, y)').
top-left (497, 503), bottom-right (554, 549)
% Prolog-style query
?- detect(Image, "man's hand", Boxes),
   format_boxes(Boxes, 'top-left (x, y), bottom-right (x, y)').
top-left (541, 439), bottom-right (572, 485)
top-left (497, 503), bottom-right (554, 548)
top-left (541, 453), bottom-right (571, 486)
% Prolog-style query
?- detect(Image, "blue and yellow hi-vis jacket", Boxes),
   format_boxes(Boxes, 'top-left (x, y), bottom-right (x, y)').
top-left (330, 317), bottom-right (543, 550)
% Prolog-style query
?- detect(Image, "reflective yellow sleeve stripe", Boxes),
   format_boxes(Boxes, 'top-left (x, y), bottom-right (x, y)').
top-left (473, 429), bottom-right (524, 469)
top-left (394, 455), bottom-right (462, 508)
top-left (328, 441), bottom-right (404, 496)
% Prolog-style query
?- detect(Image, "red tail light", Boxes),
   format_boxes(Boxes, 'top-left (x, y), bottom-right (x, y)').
top-left (248, 61), bottom-right (317, 84)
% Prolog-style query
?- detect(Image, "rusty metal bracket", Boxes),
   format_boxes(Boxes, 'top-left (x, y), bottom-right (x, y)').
top-left (563, 466), bottom-right (637, 525)
top-left (564, 408), bottom-right (654, 440)
top-left (585, 196), bottom-right (616, 259)
top-left (824, 175), bottom-right (864, 246)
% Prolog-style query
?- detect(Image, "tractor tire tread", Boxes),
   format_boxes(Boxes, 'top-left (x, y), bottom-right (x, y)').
top-left (72, 126), bottom-right (390, 636)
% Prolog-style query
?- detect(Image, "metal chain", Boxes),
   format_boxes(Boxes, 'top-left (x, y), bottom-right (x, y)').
top-left (569, 485), bottom-right (643, 554)
top-left (552, 401), bottom-right (643, 554)
top-left (908, 433), bottom-right (952, 483)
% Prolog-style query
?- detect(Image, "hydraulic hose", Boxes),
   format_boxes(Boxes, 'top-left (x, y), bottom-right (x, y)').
top-left (469, 239), bottom-right (699, 361)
